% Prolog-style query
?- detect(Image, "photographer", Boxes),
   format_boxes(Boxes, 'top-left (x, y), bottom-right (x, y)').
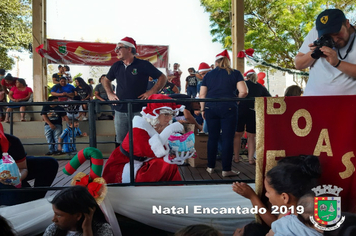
top-left (295, 9), bottom-right (356, 95)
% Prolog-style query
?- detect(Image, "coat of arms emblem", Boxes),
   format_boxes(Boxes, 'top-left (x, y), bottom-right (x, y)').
top-left (310, 185), bottom-right (345, 231)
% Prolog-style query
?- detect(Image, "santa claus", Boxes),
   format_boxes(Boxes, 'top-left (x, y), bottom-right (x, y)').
top-left (103, 94), bottom-right (194, 183)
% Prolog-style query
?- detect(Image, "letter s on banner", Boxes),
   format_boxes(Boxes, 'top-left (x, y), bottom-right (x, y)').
top-left (339, 151), bottom-right (356, 179)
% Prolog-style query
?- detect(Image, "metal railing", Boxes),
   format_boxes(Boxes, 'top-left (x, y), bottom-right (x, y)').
top-left (0, 97), bottom-right (256, 194)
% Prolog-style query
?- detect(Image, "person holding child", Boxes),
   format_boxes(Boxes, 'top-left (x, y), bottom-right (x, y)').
top-left (266, 193), bottom-right (323, 236)
top-left (44, 185), bottom-right (113, 236)
top-left (4, 78), bottom-right (33, 122)
top-left (41, 96), bottom-right (69, 155)
top-left (232, 155), bottom-right (321, 227)
top-left (58, 119), bottom-right (87, 155)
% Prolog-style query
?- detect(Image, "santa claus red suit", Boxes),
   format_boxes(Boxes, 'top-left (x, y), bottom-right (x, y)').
top-left (103, 94), bottom-right (187, 183)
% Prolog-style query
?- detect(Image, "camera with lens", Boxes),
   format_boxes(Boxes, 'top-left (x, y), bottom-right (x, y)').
top-left (311, 35), bottom-right (335, 59)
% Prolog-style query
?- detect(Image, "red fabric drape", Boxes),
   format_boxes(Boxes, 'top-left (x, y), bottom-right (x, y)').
top-left (256, 96), bottom-right (356, 212)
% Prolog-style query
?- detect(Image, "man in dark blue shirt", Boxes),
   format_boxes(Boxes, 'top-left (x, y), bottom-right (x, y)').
top-left (102, 37), bottom-right (167, 146)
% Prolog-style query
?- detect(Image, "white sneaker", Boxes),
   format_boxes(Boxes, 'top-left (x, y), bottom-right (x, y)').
top-left (82, 117), bottom-right (88, 121)
top-left (222, 170), bottom-right (240, 177)
top-left (206, 167), bottom-right (215, 174)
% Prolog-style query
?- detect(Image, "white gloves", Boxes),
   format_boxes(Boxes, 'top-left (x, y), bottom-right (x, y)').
top-left (164, 149), bottom-right (196, 165)
top-left (159, 122), bottom-right (184, 144)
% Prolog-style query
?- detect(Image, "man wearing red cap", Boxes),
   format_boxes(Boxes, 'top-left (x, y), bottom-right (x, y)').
top-left (295, 9), bottom-right (356, 95)
top-left (102, 37), bottom-right (167, 146)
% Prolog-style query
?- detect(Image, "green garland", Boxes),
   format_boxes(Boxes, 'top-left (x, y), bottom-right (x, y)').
top-left (246, 55), bottom-right (309, 76)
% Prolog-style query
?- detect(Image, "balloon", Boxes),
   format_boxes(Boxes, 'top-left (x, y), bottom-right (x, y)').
top-left (257, 79), bottom-right (265, 85)
top-left (257, 72), bottom-right (266, 80)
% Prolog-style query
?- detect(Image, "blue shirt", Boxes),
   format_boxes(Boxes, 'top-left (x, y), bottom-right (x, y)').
top-left (202, 67), bottom-right (244, 98)
top-left (60, 126), bottom-right (82, 153)
top-left (106, 57), bottom-right (162, 112)
top-left (50, 84), bottom-right (75, 97)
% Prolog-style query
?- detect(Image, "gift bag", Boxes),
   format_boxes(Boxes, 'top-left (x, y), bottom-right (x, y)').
top-left (0, 153), bottom-right (21, 188)
top-left (168, 131), bottom-right (195, 153)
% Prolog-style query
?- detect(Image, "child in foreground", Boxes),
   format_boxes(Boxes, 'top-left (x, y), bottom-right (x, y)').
top-left (266, 193), bottom-right (322, 236)
top-left (232, 155), bottom-right (321, 227)
top-left (44, 186), bottom-right (113, 236)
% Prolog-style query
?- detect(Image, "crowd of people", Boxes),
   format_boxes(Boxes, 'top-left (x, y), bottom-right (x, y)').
top-left (2, 7), bottom-right (356, 235)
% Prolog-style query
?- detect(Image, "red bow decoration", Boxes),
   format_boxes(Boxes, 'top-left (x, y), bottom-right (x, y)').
top-left (245, 48), bottom-right (254, 57)
top-left (35, 44), bottom-right (49, 58)
top-left (237, 48), bottom-right (255, 58)
top-left (237, 51), bottom-right (246, 58)
top-left (75, 175), bottom-right (102, 199)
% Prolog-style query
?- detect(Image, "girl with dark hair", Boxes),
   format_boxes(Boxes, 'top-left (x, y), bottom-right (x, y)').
top-left (74, 77), bottom-right (93, 120)
top-left (74, 77), bottom-right (93, 101)
top-left (44, 185), bottom-right (113, 236)
top-left (232, 155), bottom-right (321, 227)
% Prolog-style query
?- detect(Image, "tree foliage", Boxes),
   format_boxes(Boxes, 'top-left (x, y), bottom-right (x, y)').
top-left (0, 0), bottom-right (32, 70)
top-left (200, 0), bottom-right (355, 69)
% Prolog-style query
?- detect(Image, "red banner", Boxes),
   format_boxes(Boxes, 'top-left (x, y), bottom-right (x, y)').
top-left (43, 39), bottom-right (169, 68)
top-left (255, 96), bottom-right (356, 212)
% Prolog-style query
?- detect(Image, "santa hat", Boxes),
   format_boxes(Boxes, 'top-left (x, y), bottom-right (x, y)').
top-left (215, 49), bottom-right (230, 61)
top-left (141, 94), bottom-right (185, 119)
top-left (198, 62), bottom-right (211, 73)
top-left (119, 37), bottom-right (137, 50)
top-left (243, 69), bottom-right (256, 77)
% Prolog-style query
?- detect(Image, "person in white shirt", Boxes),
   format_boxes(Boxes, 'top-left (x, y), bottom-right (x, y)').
top-left (295, 9), bottom-right (356, 96)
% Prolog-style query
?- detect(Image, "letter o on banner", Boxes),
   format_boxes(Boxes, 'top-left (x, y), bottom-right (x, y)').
top-left (291, 109), bottom-right (312, 137)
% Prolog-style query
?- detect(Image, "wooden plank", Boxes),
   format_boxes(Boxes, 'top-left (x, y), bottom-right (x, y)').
top-left (187, 166), bottom-right (204, 180)
top-left (196, 167), bottom-right (213, 180)
top-left (178, 166), bottom-right (194, 181)
top-left (47, 159), bottom-right (255, 192)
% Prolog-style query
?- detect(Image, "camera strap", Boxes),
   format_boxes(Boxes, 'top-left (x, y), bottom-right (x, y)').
top-left (338, 33), bottom-right (356, 60)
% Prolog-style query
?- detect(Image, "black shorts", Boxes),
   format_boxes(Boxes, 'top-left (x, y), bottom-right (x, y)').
top-left (236, 108), bottom-right (256, 133)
